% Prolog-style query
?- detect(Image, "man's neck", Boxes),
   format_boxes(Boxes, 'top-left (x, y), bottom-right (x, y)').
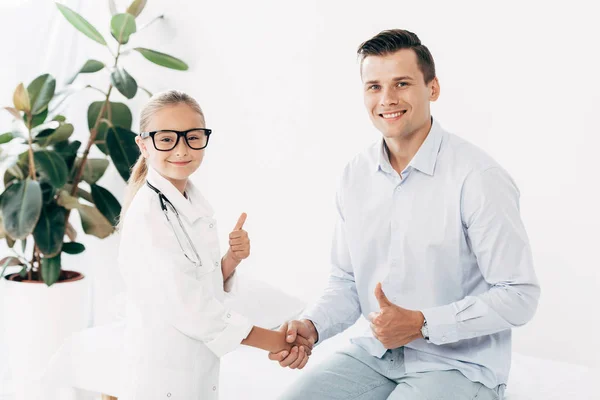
top-left (384, 119), bottom-right (432, 175)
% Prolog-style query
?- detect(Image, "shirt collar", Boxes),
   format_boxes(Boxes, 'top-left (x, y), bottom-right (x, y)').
top-left (375, 118), bottom-right (444, 177)
top-left (146, 166), bottom-right (213, 224)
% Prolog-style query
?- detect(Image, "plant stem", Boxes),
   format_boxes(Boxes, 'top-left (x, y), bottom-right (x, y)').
top-left (137, 15), bottom-right (165, 33)
top-left (25, 113), bottom-right (36, 180)
top-left (85, 85), bottom-right (108, 96)
top-left (63, 42), bottom-right (123, 228)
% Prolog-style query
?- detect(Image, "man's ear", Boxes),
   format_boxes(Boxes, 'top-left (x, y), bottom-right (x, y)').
top-left (429, 77), bottom-right (440, 102)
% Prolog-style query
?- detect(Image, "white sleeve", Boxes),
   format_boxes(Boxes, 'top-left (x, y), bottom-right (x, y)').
top-left (118, 211), bottom-right (253, 358)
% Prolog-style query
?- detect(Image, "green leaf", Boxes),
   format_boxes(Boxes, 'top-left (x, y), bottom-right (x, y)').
top-left (106, 126), bottom-right (139, 181)
top-left (34, 150), bottom-right (68, 188)
top-left (13, 83), bottom-right (31, 112)
top-left (6, 236), bottom-right (16, 248)
top-left (77, 158), bottom-right (109, 184)
top-left (56, 3), bottom-right (107, 46)
top-left (78, 204), bottom-right (114, 238)
top-left (91, 183), bottom-right (121, 226)
top-left (110, 67), bottom-right (137, 99)
top-left (0, 179), bottom-right (43, 240)
top-left (61, 185), bottom-right (93, 204)
top-left (134, 48), bottom-right (188, 71)
top-left (27, 74), bottom-right (56, 115)
top-left (34, 123), bottom-right (74, 147)
top-left (33, 204), bottom-right (66, 257)
top-left (111, 13), bottom-right (136, 44)
top-left (0, 132), bottom-right (15, 144)
top-left (1, 256), bottom-right (23, 279)
top-left (24, 109), bottom-right (49, 128)
top-left (54, 140), bottom-right (81, 171)
top-left (88, 101), bottom-right (132, 154)
top-left (126, 0), bottom-right (147, 17)
top-left (16, 150), bottom-right (30, 166)
top-left (0, 214), bottom-right (7, 239)
top-left (56, 190), bottom-right (81, 210)
top-left (53, 115), bottom-right (66, 122)
top-left (4, 163), bottom-right (26, 187)
top-left (40, 180), bottom-right (55, 204)
top-left (41, 254), bottom-right (61, 286)
top-left (62, 241), bottom-right (85, 254)
top-left (67, 60), bottom-right (105, 84)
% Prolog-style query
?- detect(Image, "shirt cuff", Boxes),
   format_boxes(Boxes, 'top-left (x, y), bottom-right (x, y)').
top-left (421, 303), bottom-right (459, 345)
top-left (205, 310), bottom-right (253, 357)
top-left (300, 307), bottom-right (329, 346)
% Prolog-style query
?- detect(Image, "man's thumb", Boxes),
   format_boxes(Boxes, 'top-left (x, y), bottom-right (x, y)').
top-left (375, 282), bottom-right (392, 308)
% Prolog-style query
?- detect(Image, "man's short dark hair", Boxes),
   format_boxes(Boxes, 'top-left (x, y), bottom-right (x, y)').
top-left (357, 29), bottom-right (436, 84)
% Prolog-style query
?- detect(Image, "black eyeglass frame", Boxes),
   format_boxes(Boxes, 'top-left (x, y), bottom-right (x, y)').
top-left (139, 128), bottom-right (212, 151)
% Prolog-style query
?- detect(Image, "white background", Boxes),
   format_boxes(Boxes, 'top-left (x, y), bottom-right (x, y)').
top-left (1, 0), bottom-right (598, 382)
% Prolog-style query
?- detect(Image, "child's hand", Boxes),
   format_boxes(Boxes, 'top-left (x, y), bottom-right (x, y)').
top-left (228, 213), bottom-right (250, 262)
top-left (272, 325), bottom-right (311, 369)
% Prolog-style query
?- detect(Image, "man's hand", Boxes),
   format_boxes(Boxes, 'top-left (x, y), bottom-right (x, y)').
top-left (368, 282), bottom-right (425, 349)
top-left (268, 319), bottom-right (318, 369)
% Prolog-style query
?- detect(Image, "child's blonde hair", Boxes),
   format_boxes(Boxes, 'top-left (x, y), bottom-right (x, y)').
top-left (117, 90), bottom-right (204, 229)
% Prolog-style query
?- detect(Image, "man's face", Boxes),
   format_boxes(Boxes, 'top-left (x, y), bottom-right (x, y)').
top-left (362, 49), bottom-right (439, 140)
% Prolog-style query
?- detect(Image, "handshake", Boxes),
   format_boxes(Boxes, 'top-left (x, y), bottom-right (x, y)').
top-left (268, 319), bottom-right (318, 370)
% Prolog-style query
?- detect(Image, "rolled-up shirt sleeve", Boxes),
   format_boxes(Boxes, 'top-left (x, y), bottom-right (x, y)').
top-left (119, 212), bottom-right (253, 358)
top-left (302, 184), bottom-right (362, 344)
top-left (422, 166), bottom-right (540, 345)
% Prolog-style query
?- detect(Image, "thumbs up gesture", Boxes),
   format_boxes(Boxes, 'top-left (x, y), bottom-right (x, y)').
top-left (228, 213), bottom-right (250, 262)
top-left (367, 282), bottom-right (426, 349)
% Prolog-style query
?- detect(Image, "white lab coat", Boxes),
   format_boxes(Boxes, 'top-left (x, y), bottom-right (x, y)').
top-left (117, 166), bottom-right (253, 400)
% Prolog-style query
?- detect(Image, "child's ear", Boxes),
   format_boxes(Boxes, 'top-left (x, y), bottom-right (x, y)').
top-left (135, 136), bottom-right (150, 158)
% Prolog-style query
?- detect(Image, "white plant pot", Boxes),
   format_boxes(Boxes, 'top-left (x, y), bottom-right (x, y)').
top-left (1, 271), bottom-right (90, 400)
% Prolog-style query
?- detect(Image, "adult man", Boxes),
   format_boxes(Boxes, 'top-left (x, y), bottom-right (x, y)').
top-left (270, 29), bottom-right (540, 399)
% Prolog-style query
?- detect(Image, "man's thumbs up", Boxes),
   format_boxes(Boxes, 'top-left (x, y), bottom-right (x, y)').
top-left (375, 282), bottom-right (393, 308)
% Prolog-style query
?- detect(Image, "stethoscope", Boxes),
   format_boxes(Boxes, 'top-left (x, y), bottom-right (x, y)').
top-left (146, 181), bottom-right (203, 267)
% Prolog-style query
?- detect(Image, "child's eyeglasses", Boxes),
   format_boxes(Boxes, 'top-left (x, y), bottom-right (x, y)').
top-left (139, 128), bottom-right (212, 151)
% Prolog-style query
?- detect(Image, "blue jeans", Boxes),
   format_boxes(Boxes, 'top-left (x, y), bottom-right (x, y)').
top-left (280, 344), bottom-right (505, 400)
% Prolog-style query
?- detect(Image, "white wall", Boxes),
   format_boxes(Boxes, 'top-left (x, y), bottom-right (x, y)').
top-left (1, 0), bottom-right (598, 375)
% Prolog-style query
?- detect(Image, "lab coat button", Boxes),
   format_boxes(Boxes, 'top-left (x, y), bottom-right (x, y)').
top-left (441, 336), bottom-right (447, 342)
top-left (167, 393), bottom-right (171, 397)
top-left (209, 223), bottom-right (214, 228)
top-left (215, 261), bottom-right (219, 267)
top-left (213, 386), bottom-right (217, 391)
top-left (226, 313), bottom-right (231, 318)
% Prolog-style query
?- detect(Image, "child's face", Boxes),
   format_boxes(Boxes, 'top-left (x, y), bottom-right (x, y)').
top-left (136, 103), bottom-right (206, 185)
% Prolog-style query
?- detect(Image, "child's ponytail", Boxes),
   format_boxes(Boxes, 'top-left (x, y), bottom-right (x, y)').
top-left (117, 89), bottom-right (204, 230)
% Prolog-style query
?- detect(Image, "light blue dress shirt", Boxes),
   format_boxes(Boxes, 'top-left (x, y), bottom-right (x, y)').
top-left (302, 119), bottom-right (540, 389)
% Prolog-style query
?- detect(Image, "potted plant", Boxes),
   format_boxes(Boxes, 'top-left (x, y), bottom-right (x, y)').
top-left (0, 1), bottom-right (188, 397)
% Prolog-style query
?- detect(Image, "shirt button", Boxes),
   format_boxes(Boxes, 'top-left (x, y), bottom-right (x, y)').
top-left (441, 336), bottom-right (447, 342)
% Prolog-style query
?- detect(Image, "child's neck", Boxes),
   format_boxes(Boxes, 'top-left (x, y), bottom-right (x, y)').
top-left (167, 177), bottom-right (188, 196)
